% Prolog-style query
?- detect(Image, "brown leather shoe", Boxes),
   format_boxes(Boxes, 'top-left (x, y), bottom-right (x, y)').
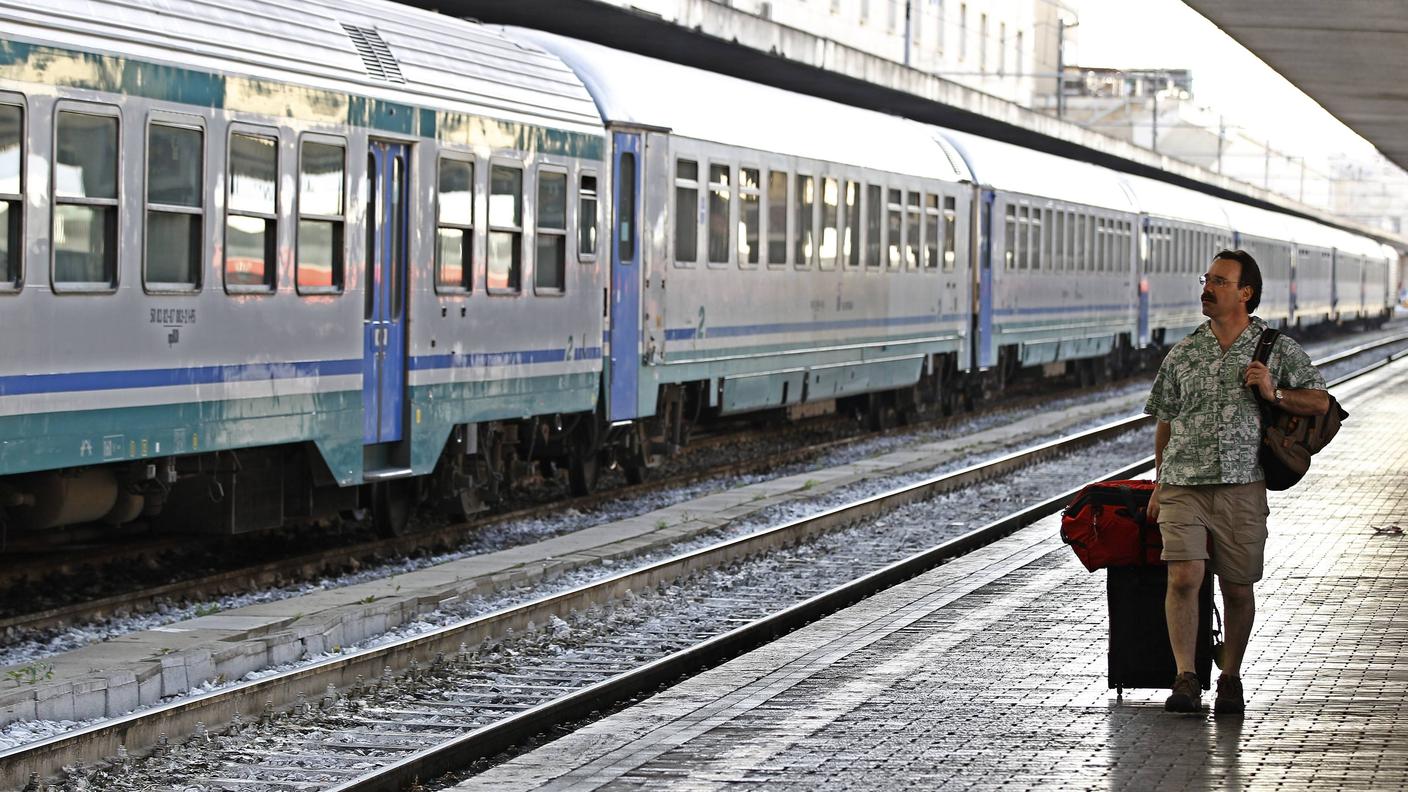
top-left (1215, 673), bottom-right (1245, 714)
top-left (1165, 671), bottom-right (1202, 712)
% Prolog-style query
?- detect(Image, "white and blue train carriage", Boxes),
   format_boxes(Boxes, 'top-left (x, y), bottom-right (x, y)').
top-left (1281, 214), bottom-right (1339, 330)
top-left (0, 0), bottom-right (610, 533)
top-left (1328, 229), bottom-right (1395, 324)
top-left (942, 130), bottom-right (1141, 377)
top-left (1118, 173), bottom-right (1234, 347)
top-left (519, 31), bottom-right (978, 431)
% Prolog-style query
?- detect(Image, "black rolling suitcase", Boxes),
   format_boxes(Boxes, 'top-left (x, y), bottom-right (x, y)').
top-left (1107, 564), bottom-right (1214, 698)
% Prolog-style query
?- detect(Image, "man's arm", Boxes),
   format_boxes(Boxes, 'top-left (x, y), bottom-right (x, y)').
top-left (1150, 420), bottom-right (1171, 522)
top-left (1276, 387), bottom-right (1330, 417)
top-left (1154, 420), bottom-right (1170, 479)
top-left (1244, 361), bottom-right (1329, 416)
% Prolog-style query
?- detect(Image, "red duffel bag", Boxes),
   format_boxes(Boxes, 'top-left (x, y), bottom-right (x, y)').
top-left (1059, 479), bottom-right (1162, 572)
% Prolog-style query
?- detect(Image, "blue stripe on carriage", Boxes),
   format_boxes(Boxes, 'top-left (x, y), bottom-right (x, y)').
top-left (992, 303), bottom-right (1130, 316)
top-left (0, 359), bottom-right (363, 397)
top-left (410, 346), bottom-right (604, 371)
top-left (663, 314), bottom-right (964, 342)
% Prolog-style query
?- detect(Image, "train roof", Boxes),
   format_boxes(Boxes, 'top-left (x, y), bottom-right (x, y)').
top-left (1220, 199), bottom-right (1296, 244)
top-left (1, 0), bottom-right (603, 136)
top-left (508, 29), bottom-right (973, 183)
top-left (939, 129), bottom-right (1136, 213)
top-left (1118, 174), bottom-right (1232, 231)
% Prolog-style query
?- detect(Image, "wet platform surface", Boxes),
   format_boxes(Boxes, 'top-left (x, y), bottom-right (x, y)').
top-left (455, 357), bottom-right (1408, 791)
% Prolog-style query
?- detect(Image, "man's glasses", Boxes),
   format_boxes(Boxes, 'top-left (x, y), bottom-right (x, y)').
top-left (1198, 274), bottom-right (1242, 288)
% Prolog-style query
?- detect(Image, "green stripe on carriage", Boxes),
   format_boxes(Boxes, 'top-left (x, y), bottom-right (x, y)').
top-left (0, 38), bottom-right (602, 158)
top-left (407, 373), bottom-right (600, 473)
top-left (0, 390), bottom-right (362, 483)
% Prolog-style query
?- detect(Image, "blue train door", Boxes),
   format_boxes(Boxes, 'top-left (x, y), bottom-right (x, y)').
top-left (363, 141), bottom-right (410, 445)
top-left (1137, 217), bottom-right (1150, 346)
top-left (976, 190), bottom-right (996, 369)
top-left (609, 131), bottom-right (642, 421)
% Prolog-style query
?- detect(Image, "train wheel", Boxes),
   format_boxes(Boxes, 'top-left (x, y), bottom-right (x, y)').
top-left (371, 479), bottom-right (413, 538)
top-left (568, 451), bottom-right (600, 497)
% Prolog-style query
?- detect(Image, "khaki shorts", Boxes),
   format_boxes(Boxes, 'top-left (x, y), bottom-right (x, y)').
top-left (1157, 481), bottom-right (1269, 584)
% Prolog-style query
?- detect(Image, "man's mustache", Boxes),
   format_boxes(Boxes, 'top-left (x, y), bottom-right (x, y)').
top-left (1202, 293), bottom-right (1215, 302)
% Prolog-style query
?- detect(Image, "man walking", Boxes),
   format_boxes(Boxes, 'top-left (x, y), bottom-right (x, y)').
top-left (1145, 249), bottom-right (1329, 714)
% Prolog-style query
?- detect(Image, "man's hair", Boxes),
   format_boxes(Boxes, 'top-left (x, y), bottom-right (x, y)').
top-left (1213, 248), bottom-right (1262, 314)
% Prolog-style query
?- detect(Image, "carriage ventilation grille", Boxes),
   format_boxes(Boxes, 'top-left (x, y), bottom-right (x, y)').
top-left (341, 24), bottom-right (405, 84)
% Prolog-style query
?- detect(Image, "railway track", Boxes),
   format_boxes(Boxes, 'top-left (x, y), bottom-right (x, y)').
top-left (5, 327), bottom-right (1404, 644)
top-left (0, 373), bottom-right (1137, 638)
top-left (6, 337), bottom-right (1405, 791)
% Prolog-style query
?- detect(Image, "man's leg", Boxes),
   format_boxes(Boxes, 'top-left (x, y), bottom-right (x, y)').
top-left (1218, 579), bottom-right (1255, 676)
top-left (1166, 559), bottom-right (1205, 674)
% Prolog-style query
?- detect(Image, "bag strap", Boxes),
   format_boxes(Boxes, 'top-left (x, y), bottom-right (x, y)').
top-left (1253, 327), bottom-right (1279, 367)
top-left (1251, 328), bottom-right (1280, 425)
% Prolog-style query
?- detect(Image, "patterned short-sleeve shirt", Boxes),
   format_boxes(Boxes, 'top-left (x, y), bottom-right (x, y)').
top-left (1144, 317), bottom-right (1326, 486)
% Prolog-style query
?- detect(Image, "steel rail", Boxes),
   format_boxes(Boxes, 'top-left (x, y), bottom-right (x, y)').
top-left (3, 335), bottom-right (1404, 788)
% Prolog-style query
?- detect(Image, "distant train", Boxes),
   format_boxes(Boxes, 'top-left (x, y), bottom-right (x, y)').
top-left (0, 0), bottom-right (1397, 539)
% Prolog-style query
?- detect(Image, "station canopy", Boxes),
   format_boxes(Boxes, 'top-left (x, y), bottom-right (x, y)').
top-left (1184, 0), bottom-right (1408, 172)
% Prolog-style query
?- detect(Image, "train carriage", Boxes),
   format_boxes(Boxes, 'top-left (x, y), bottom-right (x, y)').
top-left (1119, 173), bottom-right (1234, 347)
top-left (0, 0), bottom-right (608, 533)
top-left (943, 130), bottom-right (1140, 376)
top-left (520, 31), bottom-right (977, 438)
top-left (1284, 215), bottom-right (1338, 330)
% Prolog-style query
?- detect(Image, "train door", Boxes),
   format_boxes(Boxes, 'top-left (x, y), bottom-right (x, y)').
top-left (975, 189), bottom-right (996, 370)
top-left (608, 131), bottom-right (642, 421)
top-left (363, 141), bottom-right (410, 446)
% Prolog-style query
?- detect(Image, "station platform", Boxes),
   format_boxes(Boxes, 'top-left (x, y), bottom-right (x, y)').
top-left (456, 357), bottom-right (1408, 791)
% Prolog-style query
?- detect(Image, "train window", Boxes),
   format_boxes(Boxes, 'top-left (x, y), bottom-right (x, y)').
top-left (617, 154), bottom-right (636, 264)
top-left (436, 157), bottom-right (474, 292)
top-left (535, 168), bottom-right (568, 292)
top-left (844, 180), bottom-right (860, 268)
top-left (364, 153), bottom-right (376, 319)
top-left (674, 159), bottom-right (698, 265)
top-left (297, 139), bottom-right (346, 294)
top-left (819, 177), bottom-right (839, 271)
top-left (0, 103), bottom-right (22, 289)
top-left (766, 169), bottom-right (787, 266)
top-left (224, 131), bottom-right (277, 291)
top-left (886, 188), bottom-right (902, 269)
top-left (488, 163), bottom-right (523, 292)
top-left (943, 196), bottom-right (957, 271)
top-left (1085, 215), bottom-right (1096, 271)
top-left (707, 163), bottom-right (730, 264)
top-left (389, 153), bottom-right (406, 319)
top-left (904, 192), bottom-right (921, 270)
top-left (1092, 215), bottom-right (1103, 270)
top-left (795, 174), bottom-right (814, 268)
top-left (1031, 208), bottom-right (1044, 270)
top-left (1063, 211), bottom-right (1075, 272)
top-left (794, 171), bottom-right (816, 264)
top-left (144, 122), bottom-right (203, 291)
top-left (865, 184), bottom-right (881, 268)
top-left (54, 109), bottom-right (119, 290)
top-left (1017, 206), bottom-right (1030, 269)
top-left (923, 194), bottom-right (939, 269)
top-left (578, 173), bottom-right (598, 259)
top-left (1003, 205), bottom-right (1016, 269)
top-left (1052, 208), bottom-right (1064, 271)
top-left (738, 167), bottom-right (760, 267)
